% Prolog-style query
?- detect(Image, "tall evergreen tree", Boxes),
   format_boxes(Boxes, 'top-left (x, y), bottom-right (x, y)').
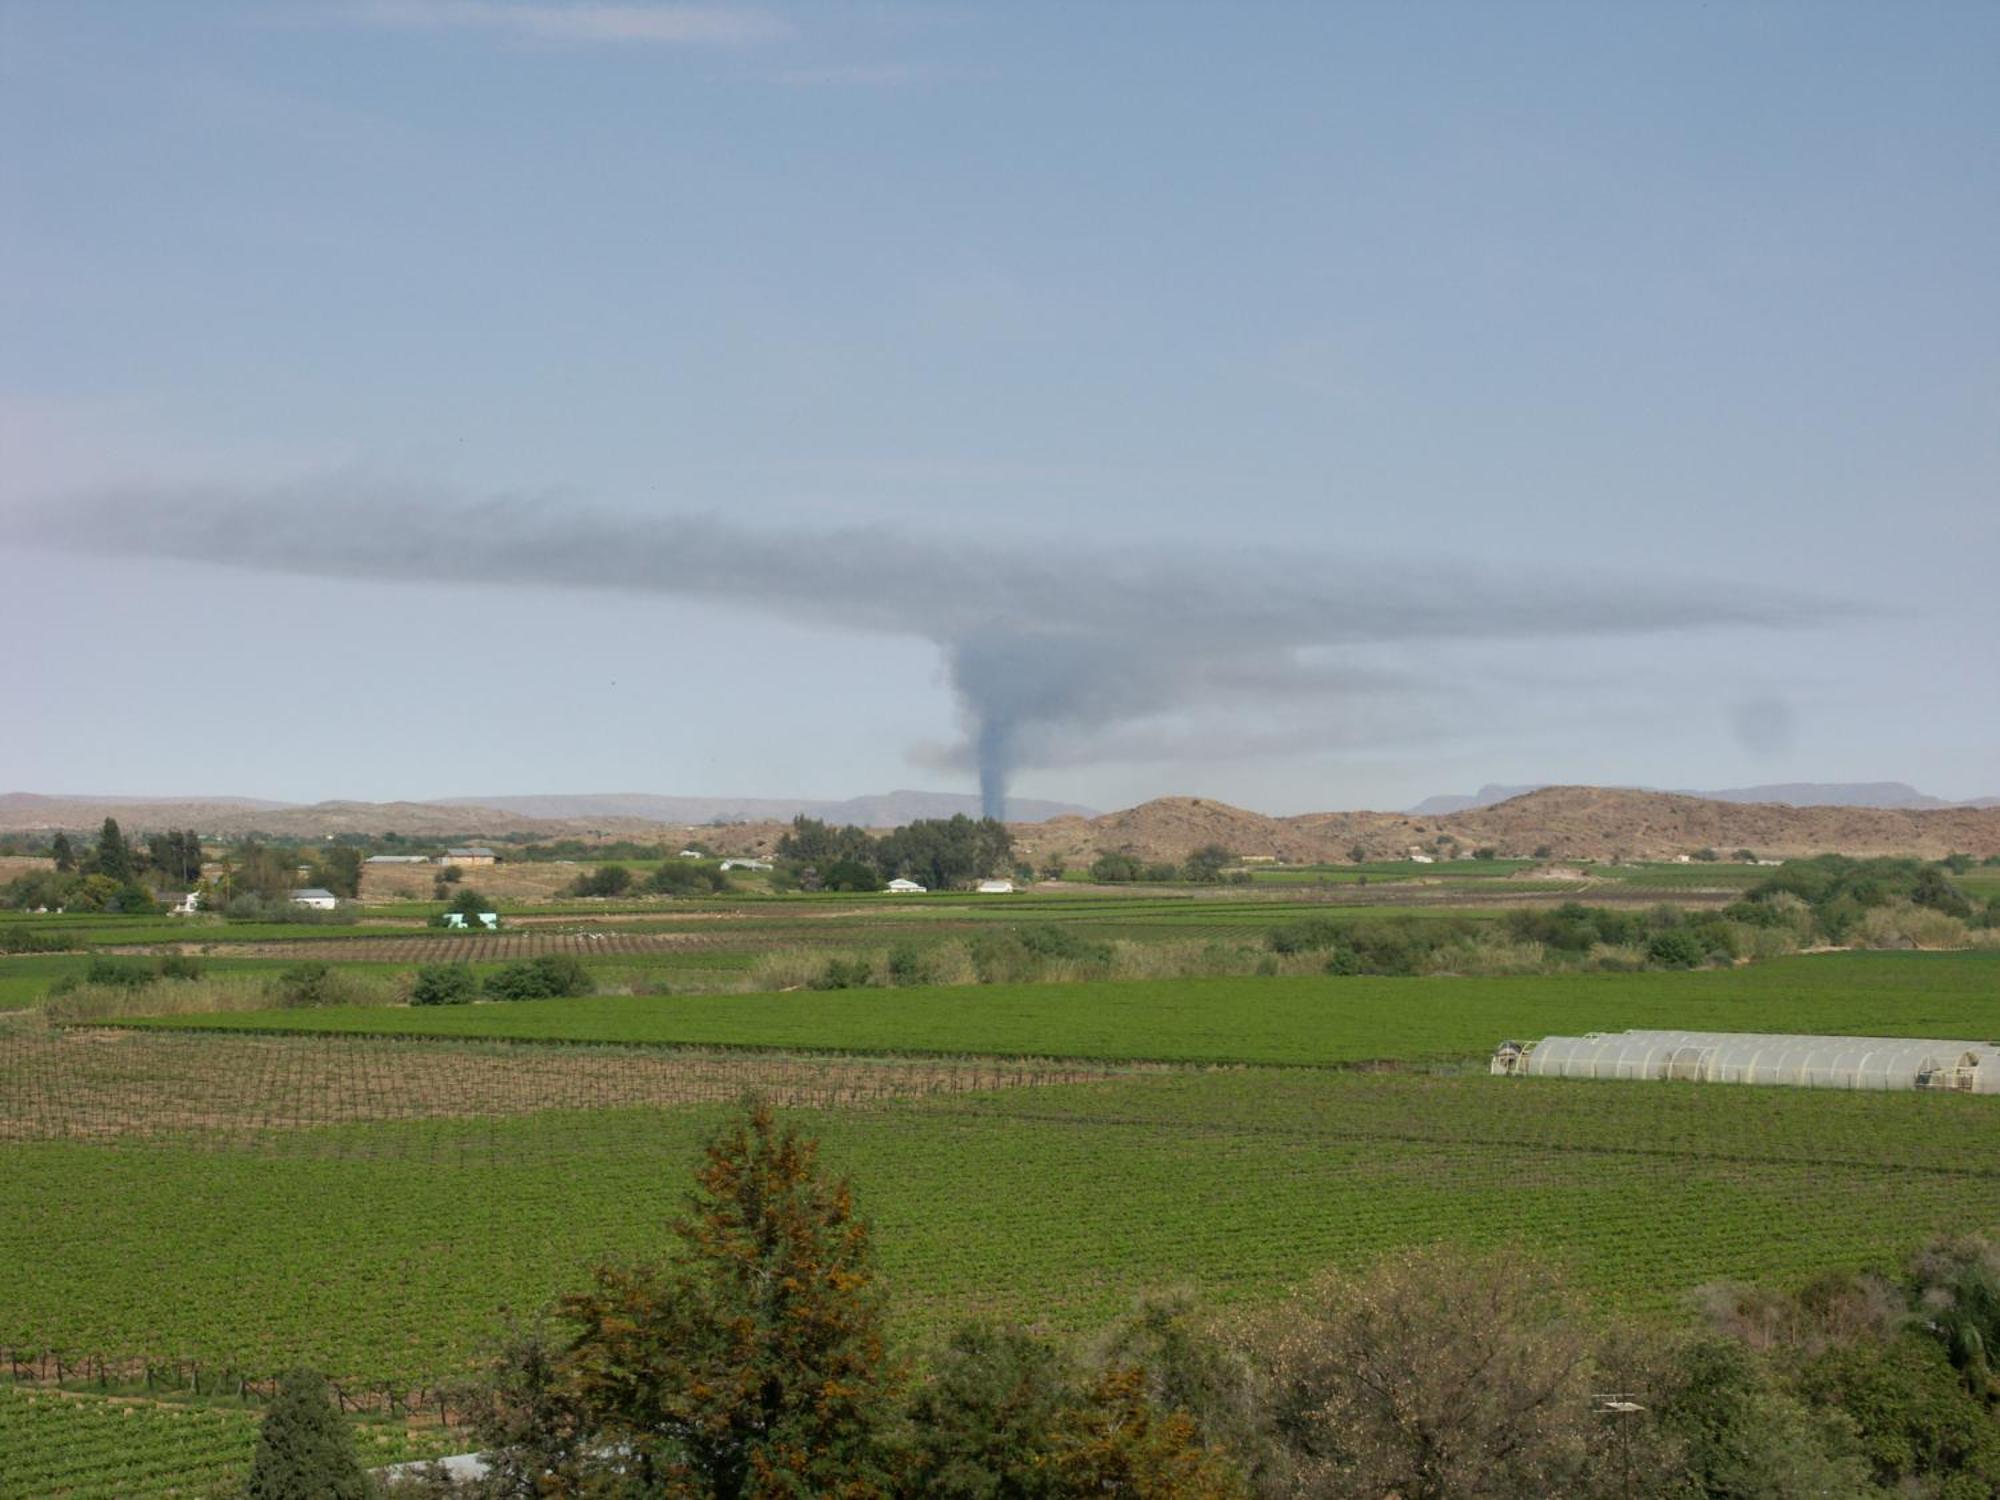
top-left (242, 1369), bottom-right (370, 1500)
top-left (94, 817), bottom-right (131, 883)
top-left (50, 832), bottom-right (75, 873)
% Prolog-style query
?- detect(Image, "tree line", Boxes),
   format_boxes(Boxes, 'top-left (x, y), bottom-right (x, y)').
top-left (774, 814), bottom-right (1016, 892)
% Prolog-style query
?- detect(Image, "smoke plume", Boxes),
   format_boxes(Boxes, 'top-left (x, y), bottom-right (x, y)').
top-left (19, 483), bottom-right (1839, 815)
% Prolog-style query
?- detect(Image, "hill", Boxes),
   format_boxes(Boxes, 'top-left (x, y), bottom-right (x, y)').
top-left (431, 789), bottom-right (1095, 826)
top-left (1014, 787), bottom-right (2000, 866)
top-left (1410, 780), bottom-right (1996, 815)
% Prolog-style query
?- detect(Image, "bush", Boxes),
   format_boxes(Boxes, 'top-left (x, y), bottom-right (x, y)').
top-left (1015, 924), bottom-right (1113, 967)
top-left (568, 864), bottom-right (634, 899)
top-left (1647, 929), bottom-right (1707, 969)
top-left (484, 955), bottom-right (594, 1001)
top-left (156, 954), bottom-right (203, 982)
top-left (410, 963), bottom-right (479, 1006)
top-left (885, 942), bottom-right (934, 987)
top-left (83, 957), bottom-right (154, 989)
top-left (809, 957), bottom-right (875, 990)
top-left (649, 861), bottom-right (728, 896)
top-left (272, 962), bottom-right (342, 1008)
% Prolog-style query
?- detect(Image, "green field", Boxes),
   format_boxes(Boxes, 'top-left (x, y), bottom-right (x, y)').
top-left (122, 951), bottom-right (2000, 1064)
top-left (6, 1067), bottom-right (1999, 1395)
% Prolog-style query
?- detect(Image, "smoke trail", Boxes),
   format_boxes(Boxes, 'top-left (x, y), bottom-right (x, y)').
top-left (16, 482), bottom-right (1844, 811)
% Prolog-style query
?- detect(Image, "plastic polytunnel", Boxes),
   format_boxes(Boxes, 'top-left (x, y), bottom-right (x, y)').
top-left (1492, 1030), bottom-right (2000, 1093)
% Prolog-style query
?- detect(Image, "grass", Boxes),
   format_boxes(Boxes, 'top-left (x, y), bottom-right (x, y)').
top-left (117, 951), bottom-right (2000, 1065)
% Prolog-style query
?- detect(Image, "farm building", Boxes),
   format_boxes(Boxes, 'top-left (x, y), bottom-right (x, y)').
top-left (1493, 1030), bottom-right (2000, 1094)
top-left (441, 911), bottom-right (499, 931)
top-left (365, 854), bottom-right (430, 865)
top-left (977, 879), bottom-right (1015, 894)
top-left (168, 892), bottom-right (200, 915)
top-left (444, 847), bottom-right (497, 866)
top-left (288, 888), bottom-right (339, 910)
top-left (886, 877), bottom-right (926, 893)
top-left (719, 858), bottom-right (773, 872)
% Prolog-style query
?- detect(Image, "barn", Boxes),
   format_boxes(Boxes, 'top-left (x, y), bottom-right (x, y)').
top-left (1493, 1029), bottom-right (2000, 1094)
top-left (444, 847), bottom-right (497, 866)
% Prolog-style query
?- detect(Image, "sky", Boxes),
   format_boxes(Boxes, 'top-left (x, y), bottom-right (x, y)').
top-left (4, 1), bottom-right (1996, 814)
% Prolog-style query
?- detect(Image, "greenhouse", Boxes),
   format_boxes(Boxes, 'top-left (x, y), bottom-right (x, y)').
top-left (1491, 1030), bottom-right (2000, 1093)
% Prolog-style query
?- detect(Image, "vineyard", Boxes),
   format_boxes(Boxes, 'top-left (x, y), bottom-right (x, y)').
top-left (6, 1066), bottom-right (1999, 1398)
top-left (0, 1027), bottom-right (1134, 1149)
top-left (0, 1384), bottom-right (450, 1499)
top-left (120, 950), bottom-right (2000, 1065)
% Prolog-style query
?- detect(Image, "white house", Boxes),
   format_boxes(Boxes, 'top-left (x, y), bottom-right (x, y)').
top-left (886, 878), bottom-right (927, 893)
top-left (440, 911), bottom-right (500, 931)
top-left (168, 892), bottom-right (201, 916)
top-left (677, 849), bottom-right (704, 859)
top-left (976, 879), bottom-right (1015, 894)
top-left (289, 887), bottom-right (339, 910)
top-left (1407, 852), bottom-right (1435, 865)
top-left (719, 858), bottom-right (774, 872)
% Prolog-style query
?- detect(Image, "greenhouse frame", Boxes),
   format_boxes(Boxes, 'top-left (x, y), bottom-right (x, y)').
top-left (1491, 1030), bottom-right (2000, 1093)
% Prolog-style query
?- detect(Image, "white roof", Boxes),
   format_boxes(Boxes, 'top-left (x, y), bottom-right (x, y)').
top-left (289, 887), bottom-right (337, 900)
top-left (887, 878), bottom-right (926, 891)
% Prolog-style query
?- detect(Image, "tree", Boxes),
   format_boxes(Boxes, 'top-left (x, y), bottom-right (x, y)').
top-left (1051, 1368), bottom-right (1244, 1499)
top-left (823, 859), bottom-right (885, 893)
top-left (901, 1323), bottom-right (1078, 1498)
top-left (50, 832), bottom-right (75, 873)
top-left (94, 817), bottom-right (132, 883)
top-left (1348, 843), bottom-right (1368, 865)
top-left (1182, 845), bottom-right (1233, 883)
top-left (310, 846), bottom-right (362, 899)
top-left (551, 1100), bottom-right (901, 1497)
top-left (242, 1368), bottom-right (370, 1500)
top-left (1089, 853), bottom-right (1143, 884)
top-left (1253, 1248), bottom-right (1602, 1500)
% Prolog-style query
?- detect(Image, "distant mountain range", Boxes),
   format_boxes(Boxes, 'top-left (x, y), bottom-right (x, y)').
top-left (0, 789), bottom-right (1095, 836)
top-left (430, 790), bottom-right (1098, 827)
top-left (1409, 781), bottom-right (2000, 815)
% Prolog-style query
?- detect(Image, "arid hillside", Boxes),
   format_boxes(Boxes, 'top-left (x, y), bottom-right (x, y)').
top-left (8, 786), bottom-right (1997, 864)
top-left (1012, 787), bottom-right (2000, 866)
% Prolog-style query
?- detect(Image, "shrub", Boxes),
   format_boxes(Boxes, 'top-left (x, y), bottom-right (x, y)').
top-left (649, 861), bottom-right (728, 896)
top-left (156, 954), bottom-right (203, 982)
top-left (410, 963), bottom-right (479, 1006)
top-left (568, 864), bottom-right (634, 899)
top-left (1088, 853), bottom-right (1144, 883)
top-left (484, 955), bottom-right (594, 1001)
top-left (272, 962), bottom-right (342, 1008)
top-left (810, 957), bottom-right (875, 990)
top-left (1016, 924), bottom-right (1113, 966)
top-left (885, 942), bottom-right (934, 987)
top-left (1647, 929), bottom-right (1707, 969)
top-left (83, 957), bottom-right (154, 989)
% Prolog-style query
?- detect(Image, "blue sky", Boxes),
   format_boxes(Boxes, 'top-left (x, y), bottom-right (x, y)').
top-left (4, 1), bottom-right (1996, 811)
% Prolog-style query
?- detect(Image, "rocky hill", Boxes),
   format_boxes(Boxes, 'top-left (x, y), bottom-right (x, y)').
top-left (7, 786), bottom-right (1997, 864)
top-left (1013, 787), bottom-right (2000, 866)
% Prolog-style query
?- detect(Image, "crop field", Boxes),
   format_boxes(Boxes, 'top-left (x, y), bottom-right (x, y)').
top-left (6, 896), bottom-right (1997, 1496)
top-left (5, 1066), bottom-right (1999, 1402)
top-left (124, 951), bottom-right (2000, 1065)
top-left (0, 1385), bottom-right (453, 1500)
top-left (0, 1028), bottom-right (1132, 1146)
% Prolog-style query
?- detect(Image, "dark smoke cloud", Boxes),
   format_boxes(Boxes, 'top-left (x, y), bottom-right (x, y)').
top-left (19, 483), bottom-right (1843, 814)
